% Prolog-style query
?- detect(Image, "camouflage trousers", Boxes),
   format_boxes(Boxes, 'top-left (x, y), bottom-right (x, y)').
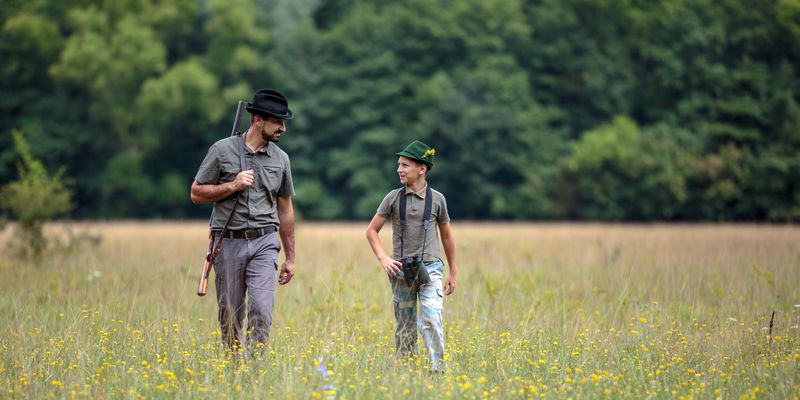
top-left (390, 260), bottom-right (445, 371)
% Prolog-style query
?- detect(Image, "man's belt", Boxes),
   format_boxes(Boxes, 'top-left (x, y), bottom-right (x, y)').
top-left (214, 226), bottom-right (276, 240)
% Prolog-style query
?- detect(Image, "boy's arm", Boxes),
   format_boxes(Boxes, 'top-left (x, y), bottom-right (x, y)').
top-left (439, 222), bottom-right (458, 295)
top-left (366, 213), bottom-right (403, 277)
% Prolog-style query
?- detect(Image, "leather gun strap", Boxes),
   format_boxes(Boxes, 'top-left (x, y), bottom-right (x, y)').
top-left (212, 134), bottom-right (248, 257)
top-left (237, 132), bottom-right (247, 171)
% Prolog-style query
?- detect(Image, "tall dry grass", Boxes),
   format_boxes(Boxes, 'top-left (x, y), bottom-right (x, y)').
top-left (1, 222), bottom-right (798, 398)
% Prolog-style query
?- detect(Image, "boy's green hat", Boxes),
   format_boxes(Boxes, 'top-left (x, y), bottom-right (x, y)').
top-left (396, 140), bottom-right (436, 169)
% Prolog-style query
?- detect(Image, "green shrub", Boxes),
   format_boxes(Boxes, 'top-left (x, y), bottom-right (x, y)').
top-left (0, 131), bottom-right (71, 258)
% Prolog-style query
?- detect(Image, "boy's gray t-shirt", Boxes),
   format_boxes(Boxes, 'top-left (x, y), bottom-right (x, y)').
top-left (377, 185), bottom-right (450, 263)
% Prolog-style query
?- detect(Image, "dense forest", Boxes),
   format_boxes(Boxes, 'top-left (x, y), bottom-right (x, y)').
top-left (1, 0), bottom-right (799, 221)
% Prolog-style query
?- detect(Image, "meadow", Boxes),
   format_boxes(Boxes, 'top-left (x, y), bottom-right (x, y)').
top-left (0, 222), bottom-right (798, 399)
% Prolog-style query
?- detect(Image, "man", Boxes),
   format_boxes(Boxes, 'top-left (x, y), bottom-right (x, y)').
top-left (191, 88), bottom-right (296, 354)
top-left (366, 140), bottom-right (458, 372)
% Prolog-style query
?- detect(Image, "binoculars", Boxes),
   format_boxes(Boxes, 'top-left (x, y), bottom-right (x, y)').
top-left (402, 256), bottom-right (431, 287)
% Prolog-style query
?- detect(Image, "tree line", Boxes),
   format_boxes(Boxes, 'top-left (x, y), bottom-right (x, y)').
top-left (2, 0), bottom-right (799, 221)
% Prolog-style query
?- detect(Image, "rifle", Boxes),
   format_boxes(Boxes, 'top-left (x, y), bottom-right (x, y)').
top-left (196, 231), bottom-right (215, 296)
top-left (197, 100), bottom-right (247, 296)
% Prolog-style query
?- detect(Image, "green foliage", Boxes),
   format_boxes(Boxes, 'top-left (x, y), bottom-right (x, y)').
top-left (560, 118), bottom-right (705, 220)
top-left (0, 132), bottom-right (71, 256)
top-left (1, 0), bottom-right (799, 221)
top-left (561, 116), bottom-right (642, 220)
top-left (137, 59), bottom-right (223, 128)
top-left (778, 0), bottom-right (800, 51)
top-left (569, 116), bottom-right (640, 172)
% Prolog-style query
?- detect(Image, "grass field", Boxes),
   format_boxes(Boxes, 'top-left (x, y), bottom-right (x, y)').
top-left (1, 222), bottom-right (798, 399)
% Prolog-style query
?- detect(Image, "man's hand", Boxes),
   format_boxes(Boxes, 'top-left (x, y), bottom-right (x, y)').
top-left (191, 170), bottom-right (253, 204)
top-left (380, 255), bottom-right (403, 278)
top-left (234, 169), bottom-right (254, 190)
top-left (444, 273), bottom-right (457, 295)
top-left (278, 259), bottom-right (295, 285)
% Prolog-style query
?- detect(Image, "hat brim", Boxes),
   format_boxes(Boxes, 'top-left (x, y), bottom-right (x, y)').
top-left (246, 105), bottom-right (294, 120)
top-left (396, 151), bottom-right (433, 167)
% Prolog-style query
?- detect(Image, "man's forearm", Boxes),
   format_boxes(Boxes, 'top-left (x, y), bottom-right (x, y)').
top-left (279, 220), bottom-right (295, 262)
top-left (278, 199), bottom-right (295, 262)
top-left (191, 181), bottom-right (239, 204)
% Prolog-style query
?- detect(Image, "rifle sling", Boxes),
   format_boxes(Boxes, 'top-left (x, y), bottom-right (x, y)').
top-left (211, 133), bottom-right (248, 258)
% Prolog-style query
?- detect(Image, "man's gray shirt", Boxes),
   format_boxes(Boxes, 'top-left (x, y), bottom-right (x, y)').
top-left (195, 136), bottom-right (294, 230)
top-left (377, 185), bottom-right (450, 263)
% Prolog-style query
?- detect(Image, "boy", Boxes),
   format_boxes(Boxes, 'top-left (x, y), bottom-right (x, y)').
top-left (366, 140), bottom-right (458, 372)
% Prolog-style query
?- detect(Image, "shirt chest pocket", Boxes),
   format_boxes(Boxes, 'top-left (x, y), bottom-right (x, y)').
top-left (259, 165), bottom-right (284, 193)
top-left (219, 157), bottom-right (242, 183)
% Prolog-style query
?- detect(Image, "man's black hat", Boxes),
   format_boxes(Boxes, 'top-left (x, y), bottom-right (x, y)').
top-left (246, 88), bottom-right (294, 120)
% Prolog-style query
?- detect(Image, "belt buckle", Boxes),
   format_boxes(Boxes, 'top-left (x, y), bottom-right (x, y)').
top-left (244, 229), bottom-right (258, 240)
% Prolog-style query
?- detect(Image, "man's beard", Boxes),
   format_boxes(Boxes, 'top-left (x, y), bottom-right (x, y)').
top-left (262, 129), bottom-right (281, 143)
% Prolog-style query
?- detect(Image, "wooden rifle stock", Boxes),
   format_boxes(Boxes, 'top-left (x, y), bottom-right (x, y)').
top-left (196, 100), bottom-right (247, 297)
top-left (197, 232), bottom-right (214, 296)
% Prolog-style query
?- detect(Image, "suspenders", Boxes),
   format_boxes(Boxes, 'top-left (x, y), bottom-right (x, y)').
top-left (397, 185), bottom-right (433, 260)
